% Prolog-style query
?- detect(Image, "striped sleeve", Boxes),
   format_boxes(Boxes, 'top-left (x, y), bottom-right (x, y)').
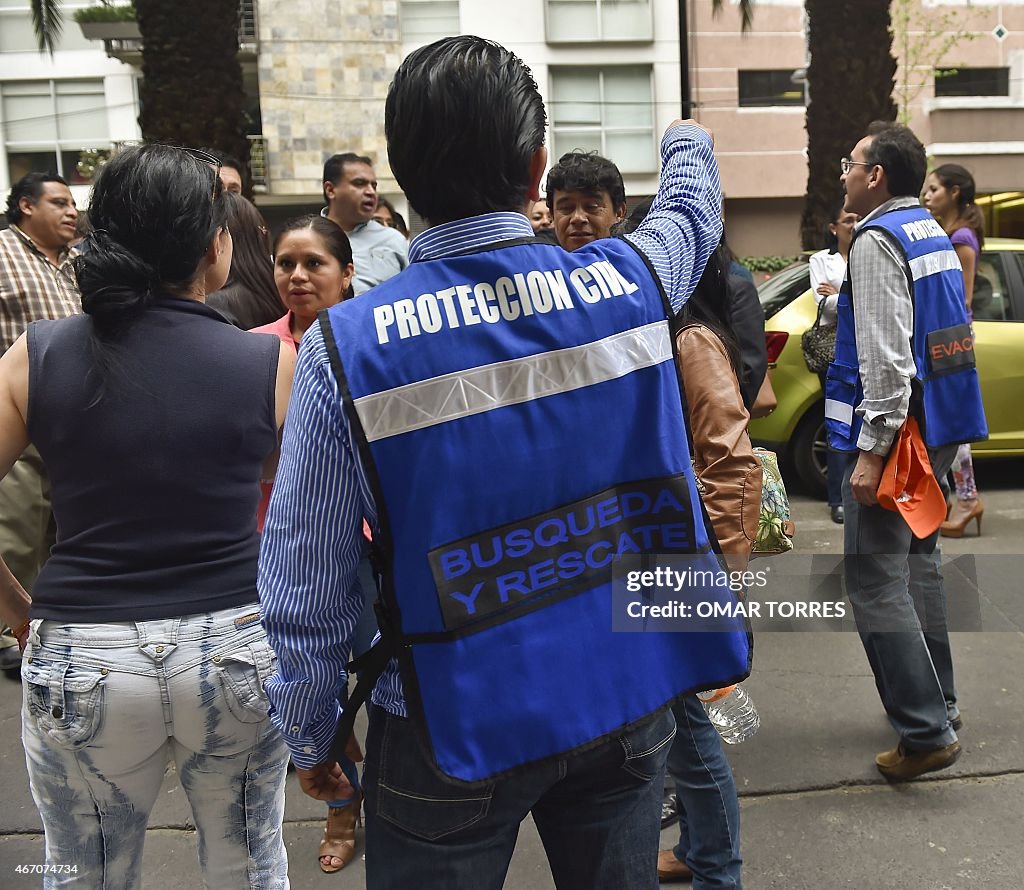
top-left (849, 229), bottom-right (916, 455)
top-left (624, 124), bottom-right (724, 313)
top-left (258, 326), bottom-right (376, 768)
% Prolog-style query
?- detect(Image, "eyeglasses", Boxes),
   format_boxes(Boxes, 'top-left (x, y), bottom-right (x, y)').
top-left (840, 157), bottom-right (873, 175)
top-left (183, 147), bottom-right (221, 169)
top-left (181, 147), bottom-right (222, 199)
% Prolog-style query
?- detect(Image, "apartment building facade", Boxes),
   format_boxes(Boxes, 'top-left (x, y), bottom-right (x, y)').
top-left (256, 0), bottom-right (686, 230)
top-left (6, 1), bottom-right (1024, 256)
top-left (0, 1), bottom-right (141, 211)
top-left (692, 0), bottom-right (1024, 255)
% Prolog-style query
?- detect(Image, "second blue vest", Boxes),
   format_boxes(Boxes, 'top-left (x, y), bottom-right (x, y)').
top-left (825, 206), bottom-right (987, 452)
top-left (322, 236), bottom-right (752, 783)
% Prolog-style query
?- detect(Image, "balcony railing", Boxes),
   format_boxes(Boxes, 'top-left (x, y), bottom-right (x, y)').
top-left (248, 135), bottom-right (268, 193)
top-left (239, 0), bottom-right (258, 48)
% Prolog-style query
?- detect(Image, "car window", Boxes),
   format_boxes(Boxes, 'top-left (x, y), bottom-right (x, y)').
top-left (974, 253), bottom-right (1012, 321)
top-left (757, 262), bottom-right (810, 320)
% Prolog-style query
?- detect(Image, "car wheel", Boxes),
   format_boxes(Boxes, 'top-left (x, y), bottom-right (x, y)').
top-left (790, 406), bottom-right (829, 500)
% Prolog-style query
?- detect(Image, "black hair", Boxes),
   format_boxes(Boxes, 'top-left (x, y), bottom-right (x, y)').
top-left (206, 192), bottom-right (284, 329)
top-left (385, 35), bottom-right (547, 224)
top-left (197, 146), bottom-right (244, 175)
top-left (676, 243), bottom-right (742, 374)
top-left (824, 199), bottom-right (847, 253)
top-left (77, 144), bottom-right (226, 339)
top-left (863, 121), bottom-right (927, 198)
top-left (544, 151), bottom-right (625, 211)
top-left (5, 171), bottom-right (69, 225)
top-left (273, 216), bottom-right (355, 303)
top-left (272, 214), bottom-right (353, 268)
top-left (323, 152), bottom-right (374, 204)
top-left (931, 163), bottom-right (985, 250)
top-left (375, 196), bottom-right (410, 237)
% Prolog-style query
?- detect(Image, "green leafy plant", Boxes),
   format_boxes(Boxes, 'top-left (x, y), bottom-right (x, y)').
top-left (75, 148), bottom-right (111, 182)
top-left (740, 255), bottom-right (799, 274)
top-left (73, 3), bottom-right (136, 25)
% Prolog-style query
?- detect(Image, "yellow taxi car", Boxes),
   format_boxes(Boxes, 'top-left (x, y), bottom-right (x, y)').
top-left (748, 238), bottom-right (1024, 498)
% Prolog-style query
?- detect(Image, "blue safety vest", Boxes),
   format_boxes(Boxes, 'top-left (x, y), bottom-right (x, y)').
top-left (321, 235), bottom-right (752, 784)
top-left (825, 206), bottom-right (987, 452)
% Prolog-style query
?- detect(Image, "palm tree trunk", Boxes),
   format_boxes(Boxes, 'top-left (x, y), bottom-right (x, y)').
top-left (799, 0), bottom-right (897, 250)
top-left (135, 0), bottom-right (248, 180)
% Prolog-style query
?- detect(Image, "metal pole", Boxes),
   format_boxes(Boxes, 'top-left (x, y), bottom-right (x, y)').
top-left (679, 0), bottom-right (693, 118)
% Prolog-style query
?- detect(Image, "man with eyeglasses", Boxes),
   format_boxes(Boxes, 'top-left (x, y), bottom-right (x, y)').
top-left (827, 122), bottom-right (986, 782)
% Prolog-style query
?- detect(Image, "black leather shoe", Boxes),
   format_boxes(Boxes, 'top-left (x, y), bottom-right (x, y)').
top-left (830, 505), bottom-right (844, 524)
top-left (661, 793), bottom-right (679, 829)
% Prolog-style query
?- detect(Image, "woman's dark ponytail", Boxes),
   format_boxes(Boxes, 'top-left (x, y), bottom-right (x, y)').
top-left (78, 144), bottom-right (225, 338)
top-left (77, 230), bottom-right (160, 336)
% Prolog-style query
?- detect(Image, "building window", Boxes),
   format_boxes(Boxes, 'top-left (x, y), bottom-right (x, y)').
top-left (2, 80), bottom-right (109, 185)
top-left (934, 67), bottom-right (1009, 98)
top-left (738, 70), bottom-right (805, 107)
top-left (0, 3), bottom-right (94, 53)
top-left (399, 0), bottom-right (460, 44)
top-left (546, 0), bottom-right (652, 42)
top-left (550, 67), bottom-right (655, 174)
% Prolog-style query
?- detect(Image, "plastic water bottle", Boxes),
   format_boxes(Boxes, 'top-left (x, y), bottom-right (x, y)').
top-left (697, 684), bottom-right (760, 744)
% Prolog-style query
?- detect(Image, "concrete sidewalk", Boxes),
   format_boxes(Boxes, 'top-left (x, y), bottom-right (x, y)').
top-left (1, 483), bottom-right (1023, 888)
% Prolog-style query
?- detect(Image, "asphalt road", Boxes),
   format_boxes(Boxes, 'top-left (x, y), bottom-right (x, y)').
top-left (1, 459), bottom-right (1022, 888)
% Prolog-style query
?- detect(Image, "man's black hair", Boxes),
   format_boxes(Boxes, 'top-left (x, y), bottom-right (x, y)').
top-left (5, 171), bottom-right (68, 225)
top-left (197, 147), bottom-right (245, 180)
top-left (385, 35), bottom-right (547, 224)
top-left (863, 121), bottom-right (927, 198)
top-left (544, 151), bottom-right (625, 211)
top-left (323, 152), bottom-right (374, 204)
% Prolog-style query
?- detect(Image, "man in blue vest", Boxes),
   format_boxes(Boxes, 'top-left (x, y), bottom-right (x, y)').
top-left (828, 121), bottom-right (986, 782)
top-left (259, 36), bottom-right (749, 888)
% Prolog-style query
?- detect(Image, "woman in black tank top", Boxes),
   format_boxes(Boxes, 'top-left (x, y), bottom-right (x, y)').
top-left (0, 145), bottom-right (296, 890)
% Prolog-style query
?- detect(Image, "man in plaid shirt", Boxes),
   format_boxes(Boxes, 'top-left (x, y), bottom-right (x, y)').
top-left (0, 172), bottom-right (81, 673)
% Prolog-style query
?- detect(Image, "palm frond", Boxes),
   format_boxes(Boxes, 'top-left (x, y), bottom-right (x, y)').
top-left (712, 0), bottom-right (755, 33)
top-left (30, 0), bottom-right (64, 55)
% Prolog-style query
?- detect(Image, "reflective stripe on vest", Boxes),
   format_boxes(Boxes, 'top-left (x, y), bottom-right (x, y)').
top-left (323, 235), bottom-right (752, 783)
top-left (825, 206), bottom-right (987, 452)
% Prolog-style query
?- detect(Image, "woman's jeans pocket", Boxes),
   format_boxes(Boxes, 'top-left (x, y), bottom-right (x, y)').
top-left (619, 708), bottom-right (677, 782)
top-left (212, 636), bottom-right (276, 724)
top-left (22, 658), bottom-right (107, 750)
top-left (375, 711), bottom-right (494, 841)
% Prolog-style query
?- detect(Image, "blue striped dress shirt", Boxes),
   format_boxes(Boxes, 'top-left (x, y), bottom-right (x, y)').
top-left (258, 124), bottom-right (723, 768)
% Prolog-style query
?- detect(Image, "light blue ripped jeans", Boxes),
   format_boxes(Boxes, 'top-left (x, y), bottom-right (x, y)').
top-left (20, 604), bottom-right (289, 890)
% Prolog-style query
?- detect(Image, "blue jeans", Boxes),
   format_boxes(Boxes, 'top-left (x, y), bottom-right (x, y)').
top-left (842, 445), bottom-right (959, 750)
top-left (21, 604), bottom-right (289, 889)
top-left (827, 448), bottom-right (856, 508)
top-left (666, 697), bottom-right (741, 889)
top-left (362, 705), bottom-right (676, 889)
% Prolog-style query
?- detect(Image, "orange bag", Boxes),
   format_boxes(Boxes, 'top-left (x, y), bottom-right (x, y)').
top-left (876, 417), bottom-right (947, 539)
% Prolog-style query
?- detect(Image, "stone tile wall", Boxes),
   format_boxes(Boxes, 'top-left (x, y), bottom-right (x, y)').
top-left (258, 0), bottom-right (402, 197)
